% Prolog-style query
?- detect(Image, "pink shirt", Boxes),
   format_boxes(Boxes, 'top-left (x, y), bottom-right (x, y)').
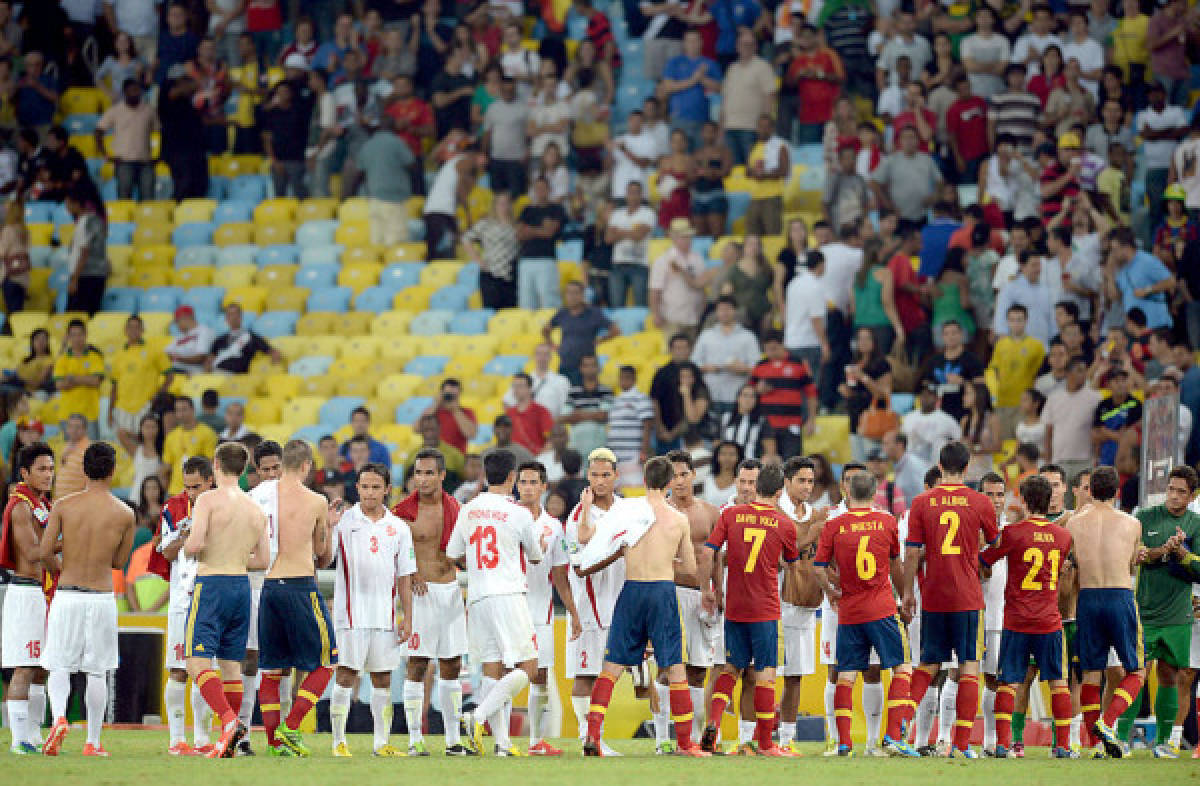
top-left (649, 246), bottom-right (708, 327)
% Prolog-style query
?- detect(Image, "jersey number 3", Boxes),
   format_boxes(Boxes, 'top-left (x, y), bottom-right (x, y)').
top-left (470, 525), bottom-right (499, 569)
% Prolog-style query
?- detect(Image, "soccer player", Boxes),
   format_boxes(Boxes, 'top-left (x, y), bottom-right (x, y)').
top-left (40, 443), bottom-right (135, 757)
top-left (450, 450), bottom-right (545, 756)
top-left (255, 440), bottom-right (338, 757)
top-left (0, 443), bottom-right (55, 754)
top-left (182, 442), bottom-right (271, 758)
top-left (902, 465), bottom-right (942, 754)
top-left (980, 474), bottom-right (1075, 758)
top-left (329, 463), bottom-right (416, 757)
top-left (515, 461), bottom-right (581, 756)
top-left (977, 471), bottom-right (1009, 757)
top-left (158, 456), bottom-right (215, 755)
top-left (391, 448), bottom-right (470, 756)
top-left (815, 470), bottom-right (920, 758)
top-left (1067, 466), bottom-right (1147, 759)
top-left (242, 440), bottom-right (284, 745)
top-left (581, 456), bottom-right (708, 758)
top-left (902, 441), bottom-right (999, 758)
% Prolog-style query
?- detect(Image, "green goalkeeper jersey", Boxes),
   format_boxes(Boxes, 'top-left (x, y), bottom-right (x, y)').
top-left (1135, 505), bottom-right (1200, 627)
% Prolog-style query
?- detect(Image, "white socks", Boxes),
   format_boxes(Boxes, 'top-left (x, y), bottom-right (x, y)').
top-left (371, 688), bottom-right (393, 751)
top-left (689, 686), bottom-right (705, 728)
top-left (982, 688), bottom-right (996, 749)
top-left (48, 671), bottom-right (70, 720)
top-left (654, 683), bottom-right (671, 743)
top-left (938, 680), bottom-right (958, 745)
top-left (1171, 724), bottom-right (1185, 747)
top-left (165, 678), bottom-right (187, 745)
top-left (915, 685), bottom-right (938, 747)
top-left (738, 719), bottom-right (754, 745)
top-left (474, 670), bottom-right (529, 751)
top-left (527, 683), bottom-right (547, 745)
top-left (863, 681), bottom-right (884, 749)
top-left (239, 674), bottom-right (258, 729)
top-left (330, 684), bottom-right (353, 747)
top-left (403, 680), bottom-right (425, 744)
top-left (571, 695), bottom-right (590, 740)
top-left (85, 673), bottom-right (106, 748)
top-left (27, 684), bottom-right (45, 743)
top-left (6, 700), bottom-right (27, 748)
top-left (279, 673), bottom-right (294, 718)
top-left (779, 720), bottom-right (796, 746)
top-left (439, 679), bottom-right (462, 745)
top-left (192, 681), bottom-right (212, 745)
top-left (1070, 713), bottom-right (1082, 748)
top-left (824, 681), bottom-right (837, 743)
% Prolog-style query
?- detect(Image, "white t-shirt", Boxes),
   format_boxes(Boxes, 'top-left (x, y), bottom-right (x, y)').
top-left (818, 242), bottom-right (864, 314)
top-left (502, 370), bottom-right (570, 418)
top-left (1010, 32), bottom-right (1062, 72)
top-left (1060, 37), bottom-right (1104, 97)
top-left (981, 525), bottom-right (1008, 630)
top-left (784, 269), bottom-right (826, 350)
top-left (166, 325), bottom-right (214, 374)
top-left (248, 478), bottom-right (281, 576)
top-left (525, 509), bottom-right (569, 625)
top-left (901, 409), bottom-right (963, 464)
top-left (157, 501), bottom-right (198, 613)
top-left (500, 48), bottom-right (540, 100)
top-left (1173, 137), bottom-right (1200, 210)
top-left (207, 0), bottom-right (246, 35)
top-left (608, 205), bottom-right (658, 267)
top-left (332, 504), bottom-right (416, 630)
top-left (107, 0), bottom-right (162, 37)
top-left (563, 496), bottom-right (627, 629)
top-left (446, 491), bottom-right (542, 604)
top-left (611, 131), bottom-right (659, 199)
top-left (1136, 105), bottom-right (1188, 170)
top-left (424, 154), bottom-right (462, 216)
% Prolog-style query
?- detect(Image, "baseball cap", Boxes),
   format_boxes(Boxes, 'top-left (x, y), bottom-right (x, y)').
top-left (313, 468), bottom-right (341, 486)
top-left (1165, 183), bottom-right (1187, 202)
top-left (174, 305), bottom-right (195, 321)
top-left (1058, 131), bottom-right (1082, 149)
top-left (668, 217), bottom-right (694, 236)
top-left (284, 53), bottom-right (311, 71)
top-left (17, 417), bottom-right (43, 435)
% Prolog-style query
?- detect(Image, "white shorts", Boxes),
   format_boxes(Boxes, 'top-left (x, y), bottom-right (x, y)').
top-left (982, 630), bottom-right (1002, 676)
top-left (1191, 622), bottom-right (1200, 670)
top-left (467, 594), bottom-right (536, 667)
top-left (781, 603), bottom-right (818, 677)
top-left (820, 605), bottom-right (880, 667)
top-left (678, 587), bottom-right (717, 668)
top-left (533, 623), bottom-right (554, 669)
top-left (165, 609), bottom-right (188, 671)
top-left (42, 590), bottom-right (118, 673)
top-left (1107, 647), bottom-right (1122, 669)
top-left (711, 614), bottom-right (725, 665)
top-left (409, 580), bottom-right (467, 660)
top-left (111, 405), bottom-right (147, 436)
top-left (245, 574), bottom-right (263, 651)
top-left (1, 584), bottom-right (46, 668)
top-left (338, 628), bottom-right (402, 673)
top-left (566, 628), bottom-right (606, 678)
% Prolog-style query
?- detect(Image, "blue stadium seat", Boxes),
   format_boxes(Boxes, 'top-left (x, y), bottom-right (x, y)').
top-left (180, 287), bottom-right (225, 317)
top-left (404, 356), bottom-right (449, 376)
top-left (218, 396), bottom-right (247, 416)
top-left (483, 355), bottom-right (529, 376)
top-left (102, 287), bottom-right (140, 312)
top-left (295, 220), bottom-right (338, 246)
top-left (100, 179), bottom-right (118, 201)
top-left (450, 310), bottom-right (491, 335)
top-left (456, 262), bottom-right (480, 288)
top-left (66, 113), bottom-right (99, 134)
top-left (30, 247), bottom-right (54, 268)
top-left (173, 222), bottom-right (215, 248)
top-left (294, 263), bottom-right (338, 289)
top-left (253, 310), bottom-right (299, 338)
top-left (140, 286), bottom-right (185, 313)
top-left (25, 202), bottom-right (55, 224)
top-left (726, 192), bottom-right (752, 228)
top-left (108, 222), bottom-right (135, 245)
top-left (408, 310), bottom-right (451, 335)
top-left (290, 425), bottom-right (329, 445)
top-left (154, 177), bottom-right (175, 201)
top-left (407, 219), bottom-right (425, 241)
top-left (217, 244), bottom-right (259, 267)
top-left (300, 244), bottom-right (342, 266)
top-left (557, 239), bottom-right (584, 261)
top-left (429, 284), bottom-right (472, 312)
top-left (394, 396), bottom-right (434, 424)
top-left (256, 245), bottom-right (300, 266)
top-left (49, 269), bottom-right (69, 292)
top-left (176, 245), bottom-right (219, 268)
top-left (891, 393), bottom-right (915, 416)
top-left (470, 424), bottom-right (494, 446)
top-left (207, 176), bottom-right (230, 201)
top-left (228, 175), bottom-right (268, 204)
top-left (381, 263), bottom-right (422, 290)
top-left (353, 286), bottom-right (396, 313)
top-left (214, 200), bottom-right (256, 225)
top-left (306, 286), bottom-right (353, 313)
top-left (790, 144), bottom-right (824, 168)
top-left (52, 203), bottom-right (73, 225)
top-left (289, 355), bottom-right (334, 376)
top-left (320, 396), bottom-right (366, 427)
top-left (86, 159), bottom-right (104, 181)
top-left (608, 307), bottom-right (649, 336)
top-left (691, 235), bottom-right (713, 260)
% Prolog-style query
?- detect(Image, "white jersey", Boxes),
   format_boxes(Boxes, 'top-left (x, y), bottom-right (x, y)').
top-left (981, 518), bottom-right (1009, 629)
top-left (447, 491), bottom-right (543, 604)
top-left (564, 496), bottom-right (627, 630)
top-left (332, 504), bottom-right (417, 630)
top-left (248, 478), bottom-right (281, 576)
top-left (525, 509), bottom-right (568, 626)
top-left (157, 498), bottom-right (198, 613)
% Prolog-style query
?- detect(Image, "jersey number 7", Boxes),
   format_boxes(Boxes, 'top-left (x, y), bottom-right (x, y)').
top-left (470, 525), bottom-right (499, 569)
top-left (744, 527), bottom-right (766, 572)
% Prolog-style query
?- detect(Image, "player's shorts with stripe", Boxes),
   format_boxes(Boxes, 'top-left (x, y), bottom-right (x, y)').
top-left (725, 619), bottom-right (778, 671)
top-left (998, 628), bottom-right (1066, 684)
top-left (1143, 623), bottom-right (1191, 669)
top-left (605, 580), bottom-right (683, 668)
top-left (165, 608), bottom-right (188, 670)
top-left (1190, 619), bottom-right (1200, 669)
top-left (186, 574), bottom-right (251, 662)
top-left (678, 586), bottom-right (717, 668)
top-left (781, 602), bottom-right (817, 676)
top-left (918, 609), bottom-right (981, 665)
top-left (258, 576), bottom-right (338, 671)
top-left (42, 588), bottom-right (118, 673)
top-left (533, 623), bottom-right (554, 669)
top-left (1076, 587), bottom-right (1142, 672)
top-left (338, 628), bottom-right (402, 673)
top-left (982, 630), bottom-right (1002, 675)
top-left (823, 604), bottom-right (881, 667)
top-left (245, 572), bottom-right (264, 650)
top-left (408, 580), bottom-right (467, 660)
top-left (567, 627), bottom-right (606, 677)
top-left (469, 593), bottom-right (537, 666)
top-left (837, 615), bottom-right (908, 672)
top-left (1, 582), bottom-right (46, 668)
top-left (907, 612), bottom-right (958, 670)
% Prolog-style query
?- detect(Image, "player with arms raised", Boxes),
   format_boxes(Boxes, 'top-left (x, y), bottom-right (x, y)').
top-left (902, 441), bottom-right (999, 758)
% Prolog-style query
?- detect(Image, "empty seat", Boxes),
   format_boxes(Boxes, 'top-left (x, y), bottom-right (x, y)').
top-left (450, 310), bottom-right (491, 335)
top-left (179, 286), bottom-right (225, 315)
top-left (140, 287), bottom-right (184, 313)
top-left (223, 285), bottom-right (268, 312)
top-left (394, 396), bottom-right (434, 425)
top-left (216, 264), bottom-right (257, 288)
top-left (609, 307), bottom-right (650, 336)
top-left (429, 284), bottom-right (472, 312)
top-left (295, 219), bottom-right (338, 246)
top-left (392, 285), bottom-right (434, 312)
top-left (334, 222), bottom-right (369, 246)
top-left (353, 286), bottom-right (397, 313)
top-left (331, 312), bottom-right (372, 336)
top-left (404, 355), bottom-right (449, 376)
top-left (407, 310), bottom-right (451, 335)
top-left (295, 311), bottom-right (336, 336)
top-left (307, 286), bottom-right (353, 312)
top-left (172, 222), bottom-right (215, 247)
top-left (291, 424), bottom-right (329, 445)
top-left (264, 286), bottom-right (310, 312)
top-left (254, 223), bottom-right (295, 246)
top-left (253, 311), bottom-right (299, 338)
top-left (107, 222), bottom-right (135, 245)
top-left (296, 198), bottom-right (337, 222)
top-left (483, 355), bottom-right (530, 376)
top-left (101, 287), bottom-right (140, 312)
top-left (294, 264), bottom-right (338, 289)
top-left (228, 175), bottom-right (268, 203)
top-left (255, 264), bottom-right (298, 287)
top-left (319, 396), bottom-right (366, 427)
top-left (213, 200), bottom-right (255, 225)
top-left (214, 222), bottom-right (254, 246)
top-left (381, 262), bottom-right (422, 290)
top-left (216, 244), bottom-right (260, 267)
top-left (337, 264), bottom-right (381, 293)
top-left (175, 198), bottom-right (218, 223)
top-left (299, 244), bottom-right (342, 266)
top-left (289, 355), bottom-right (334, 377)
top-left (172, 266), bottom-right (214, 288)
top-left (371, 310), bottom-right (414, 336)
top-left (175, 245), bottom-right (219, 267)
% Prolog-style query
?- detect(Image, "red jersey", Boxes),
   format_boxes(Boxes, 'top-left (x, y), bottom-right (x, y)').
top-left (906, 482), bottom-right (999, 612)
top-left (892, 108), bottom-right (938, 153)
top-left (815, 507), bottom-right (901, 625)
top-left (0, 483), bottom-right (53, 596)
top-left (386, 98), bottom-right (434, 158)
top-left (153, 491), bottom-right (193, 581)
top-left (787, 49), bottom-right (842, 125)
top-left (506, 402), bottom-right (554, 455)
top-left (980, 516), bottom-right (1072, 634)
top-left (945, 96), bottom-right (990, 162)
top-left (706, 502), bottom-right (799, 623)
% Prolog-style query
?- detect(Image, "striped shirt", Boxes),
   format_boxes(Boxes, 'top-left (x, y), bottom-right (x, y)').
top-left (607, 388), bottom-right (654, 464)
top-left (463, 217), bottom-right (518, 280)
top-left (749, 359), bottom-right (817, 430)
top-left (990, 90), bottom-right (1041, 152)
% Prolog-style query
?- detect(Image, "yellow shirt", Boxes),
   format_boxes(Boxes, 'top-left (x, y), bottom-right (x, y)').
top-left (52, 347), bottom-right (107, 422)
top-left (110, 341), bottom-right (169, 415)
top-left (1110, 15), bottom-right (1149, 81)
top-left (162, 423), bottom-right (218, 493)
top-left (746, 139), bottom-right (787, 200)
top-left (988, 335), bottom-right (1046, 407)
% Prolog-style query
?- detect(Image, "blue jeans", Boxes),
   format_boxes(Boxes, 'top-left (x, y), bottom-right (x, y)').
top-left (1157, 75), bottom-right (1190, 108)
top-left (517, 257), bottom-right (561, 310)
top-left (725, 130), bottom-right (757, 167)
top-left (670, 118), bottom-right (705, 151)
top-left (609, 263), bottom-right (648, 307)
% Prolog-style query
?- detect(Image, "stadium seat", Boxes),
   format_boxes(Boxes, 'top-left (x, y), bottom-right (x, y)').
top-left (307, 286), bottom-right (353, 312)
top-left (253, 311), bottom-right (299, 338)
top-left (353, 285), bottom-right (396, 313)
top-left (215, 244), bottom-right (259, 267)
top-left (291, 424), bottom-right (329, 445)
top-left (408, 310), bottom-right (452, 335)
top-left (380, 263), bottom-right (422, 291)
top-left (343, 246), bottom-right (384, 265)
top-left (300, 244), bottom-right (342, 266)
top-left (404, 355), bottom-right (449, 376)
top-left (245, 397), bottom-right (282, 425)
top-left (429, 284), bottom-right (472, 312)
top-left (128, 268), bottom-right (172, 289)
top-left (255, 264), bottom-right (298, 287)
top-left (456, 262), bottom-right (480, 288)
top-left (891, 393), bottom-right (915, 416)
top-left (337, 264), bottom-right (381, 294)
top-left (297, 198), bottom-right (337, 222)
top-left (332, 312), bottom-right (372, 336)
top-left (289, 355), bottom-right (334, 377)
top-left (385, 243), bottom-right (426, 263)
top-left (180, 286), bottom-right (225, 315)
top-left (376, 373), bottom-right (422, 402)
top-left (214, 222), bottom-right (254, 246)
top-left (133, 223), bottom-right (172, 247)
top-left (295, 312), bottom-right (336, 336)
top-left (175, 198), bottom-right (217, 223)
top-left (296, 219), bottom-right (338, 247)
top-left (228, 175), bottom-right (268, 203)
top-left (609, 307), bottom-right (650, 336)
top-left (483, 355), bottom-right (530, 376)
top-left (419, 263), bottom-right (462, 289)
top-left (461, 375), bottom-right (500, 398)
top-left (213, 200), bottom-right (256, 225)
top-left (450, 310), bottom-right (491, 335)
top-left (172, 266), bottom-right (214, 289)
top-left (392, 285), bottom-right (435, 312)
top-left (263, 373), bottom-right (304, 399)
top-left (172, 223), bottom-right (215, 250)
top-left (215, 264), bottom-right (257, 288)
top-left (107, 222), bottom-right (135, 245)
top-left (319, 396), bottom-right (366, 427)
top-left (394, 397), bottom-right (434, 425)
top-left (207, 176), bottom-right (230, 201)
top-left (297, 336), bottom-right (342, 358)
top-left (487, 310), bottom-right (533, 336)
top-left (101, 287), bottom-right (140, 312)
top-left (223, 285), bottom-right (268, 312)
top-left (371, 310), bottom-right (414, 337)
top-left (140, 287), bottom-right (184, 313)
top-left (264, 286), bottom-right (310, 312)
top-left (337, 198), bottom-right (369, 222)
top-left (299, 375), bottom-right (338, 397)
top-left (255, 223), bottom-right (295, 247)
top-left (334, 222), bottom-right (370, 247)
top-left (253, 198), bottom-right (298, 224)
top-left (175, 244), bottom-right (219, 267)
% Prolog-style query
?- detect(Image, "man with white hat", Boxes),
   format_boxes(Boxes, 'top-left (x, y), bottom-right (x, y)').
top-left (649, 218), bottom-right (709, 343)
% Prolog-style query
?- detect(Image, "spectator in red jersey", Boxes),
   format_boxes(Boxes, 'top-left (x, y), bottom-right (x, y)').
top-left (505, 372), bottom-right (555, 455)
top-left (892, 82), bottom-right (937, 154)
top-left (784, 23), bottom-right (844, 145)
top-left (385, 73), bottom-right (435, 196)
top-left (887, 225), bottom-right (932, 361)
top-left (750, 330), bottom-right (817, 461)
top-left (948, 204), bottom-right (1006, 255)
top-left (1039, 132), bottom-right (1083, 226)
top-left (945, 73), bottom-right (989, 185)
top-left (574, 0), bottom-right (621, 72)
top-left (421, 377), bottom-right (478, 454)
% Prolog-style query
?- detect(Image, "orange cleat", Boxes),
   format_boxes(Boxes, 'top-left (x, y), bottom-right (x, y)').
top-left (1193, 747), bottom-right (1199, 760)
top-left (759, 744), bottom-right (801, 758)
top-left (528, 741), bottom-right (563, 756)
top-left (191, 743), bottom-right (215, 756)
top-left (728, 743), bottom-right (760, 756)
top-left (208, 721), bottom-right (247, 759)
top-left (42, 718), bottom-right (69, 757)
top-left (167, 742), bottom-right (194, 756)
top-left (82, 743), bottom-right (110, 757)
top-left (677, 743), bottom-right (713, 758)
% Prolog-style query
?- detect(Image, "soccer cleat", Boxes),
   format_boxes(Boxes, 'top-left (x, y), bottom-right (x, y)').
top-left (82, 743), bottom-right (110, 757)
top-left (730, 742), bottom-right (759, 756)
top-left (235, 738), bottom-right (255, 756)
top-left (1090, 744), bottom-right (1108, 760)
top-left (373, 744), bottom-right (405, 757)
top-left (1052, 746), bottom-right (1080, 759)
top-left (864, 746), bottom-right (888, 757)
top-left (1091, 719), bottom-right (1124, 759)
top-left (409, 741), bottom-right (431, 756)
top-left (209, 721), bottom-right (247, 759)
top-left (582, 737), bottom-right (603, 757)
top-left (266, 743), bottom-right (296, 757)
top-left (783, 741), bottom-right (802, 755)
top-left (10, 742), bottom-right (39, 755)
top-left (332, 742), bottom-right (353, 757)
top-left (676, 742), bottom-right (712, 758)
top-left (459, 711), bottom-right (483, 755)
top-left (1193, 745), bottom-right (1199, 759)
top-left (993, 744), bottom-right (1014, 759)
top-left (700, 724), bottom-right (719, 753)
top-left (167, 741), bottom-right (194, 756)
top-left (276, 727), bottom-right (310, 758)
top-left (191, 743), bottom-right (215, 756)
top-left (758, 743), bottom-right (800, 758)
top-left (493, 744), bottom-right (523, 757)
top-left (1012, 742), bottom-right (1026, 758)
top-left (949, 747), bottom-right (980, 759)
top-left (824, 739), bottom-right (840, 756)
top-left (528, 740), bottom-right (563, 756)
top-left (837, 744), bottom-right (854, 757)
top-left (883, 736), bottom-right (920, 758)
top-left (936, 741), bottom-right (953, 757)
top-left (444, 743), bottom-right (476, 756)
top-left (42, 718), bottom-right (68, 756)
top-left (656, 741), bottom-right (677, 755)
top-left (916, 744), bottom-right (938, 757)
top-left (1154, 743), bottom-right (1180, 759)
top-left (600, 741), bottom-right (622, 757)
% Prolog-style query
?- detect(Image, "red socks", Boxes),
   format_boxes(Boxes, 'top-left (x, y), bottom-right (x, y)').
top-left (669, 682), bottom-right (695, 748)
top-left (223, 680), bottom-right (243, 724)
top-left (709, 672), bottom-right (737, 726)
top-left (908, 667), bottom-right (934, 710)
top-left (994, 685), bottom-right (1015, 748)
top-left (754, 684), bottom-right (775, 749)
top-left (952, 674), bottom-right (979, 751)
top-left (1050, 686), bottom-right (1072, 749)
top-left (285, 666), bottom-right (333, 730)
top-left (885, 672), bottom-right (911, 740)
top-left (258, 671), bottom-right (282, 746)
top-left (196, 670), bottom-right (237, 726)
top-left (586, 672), bottom-right (616, 740)
top-left (1103, 673), bottom-right (1144, 727)
top-left (834, 682), bottom-right (854, 748)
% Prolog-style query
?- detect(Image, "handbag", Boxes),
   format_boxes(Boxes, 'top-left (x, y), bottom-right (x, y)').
top-left (859, 397), bottom-right (900, 441)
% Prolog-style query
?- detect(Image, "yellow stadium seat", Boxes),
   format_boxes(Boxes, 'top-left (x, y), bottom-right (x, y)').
top-left (131, 244), bottom-right (174, 268)
top-left (28, 223), bottom-right (54, 246)
top-left (88, 312), bottom-right (128, 342)
top-left (647, 237), bottom-right (671, 263)
top-left (461, 375), bottom-right (500, 398)
top-left (281, 396), bottom-right (323, 425)
top-left (68, 134), bottom-right (99, 158)
top-left (377, 373), bottom-right (422, 401)
top-left (343, 246), bottom-right (383, 265)
top-left (172, 266), bottom-right (214, 287)
top-left (761, 236), bottom-right (786, 261)
top-left (332, 313), bottom-right (372, 337)
top-left (244, 397), bottom-right (281, 426)
top-left (141, 315), bottom-right (173, 337)
top-left (444, 356), bottom-right (486, 378)
top-left (253, 198), bottom-right (299, 224)
top-left (488, 309), bottom-right (532, 336)
top-left (263, 372), bottom-right (304, 398)
top-left (223, 285), bottom-right (268, 312)
top-left (384, 243), bottom-right (426, 263)
top-left (60, 86), bottom-right (106, 115)
top-left (255, 264), bottom-right (298, 288)
top-left (406, 196), bottom-right (424, 218)
top-left (334, 222), bottom-right (370, 247)
top-left (497, 334), bottom-right (541, 356)
top-left (336, 376), bottom-right (377, 398)
top-left (213, 222), bottom-right (254, 246)
top-left (475, 399), bottom-right (505, 425)
top-left (46, 312), bottom-right (87, 342)
top-left (371, 311), bottom-right (414, 336)
top-left (297, 198), bottom-right (337, 222)
top-left (804, 415), bottom-right (851, 465)
top-left (329, 354), bottom-right (374, 378)
top-left (296, 312), bottom-right (336, 336)
top-left (337, 198), bottom-right (369, 222)
top-left (361, 398), bottom-right (392, 423)
top-left (179, 373), bottom-right (229, 399)
top-left (218, 264), bottom-right (257, 288)
top-left (457, 335), bottom-right (498, 356)
top-left (299, 376), bottom-right (337, 397)
top-left (128, 268), bottom-right (172, 289)
top-left (298, 336), bottom-right (341, 357)
top-left (132, 201), bottom-right (175, 224)
top-left (223, 375), bottom-right (262, 398)
top-left (392, 286), bottom-right (434, 311)
top-left (257, 424), bottom-right (294, 446)
top-left (254, 223), bottom-right (295, 246)
top-left (174, 199), bottom-right (217, 223)
top-left (105, 200), bottom-right (135, 223)
top-left (263, 286), bottom-right (310, 312)
top-left (378, 338), bottom-right (420, 365)
top-left (57, 223), bottom-right (75, 248)
top-left (225, 154), bottom-right (265, 177)
top-left (418, 262), bottom-right (460, 288)
top-left (108, 245), bottom-right (133, 271)
top-left (377, 423), bottom-right (417, 447)
top-left (337, 264), bottom-right (381, 293)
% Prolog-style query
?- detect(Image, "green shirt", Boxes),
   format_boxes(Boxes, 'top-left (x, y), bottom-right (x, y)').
top-left (1135, 505), bottom-right (1200, 626)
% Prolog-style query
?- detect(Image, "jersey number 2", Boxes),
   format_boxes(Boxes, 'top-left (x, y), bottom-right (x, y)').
top-left (470, 526), bottom-right (499, 569)
top-left (1020, 547), bottom-right (1061, 591)
top-left (743, 527), bottom-right (766, 572)
top-left (939, 511), bottom-right (961, 555)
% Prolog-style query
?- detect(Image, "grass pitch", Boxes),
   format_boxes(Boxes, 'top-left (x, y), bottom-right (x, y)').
top-left (6, 730), bottom-right (1188, 785)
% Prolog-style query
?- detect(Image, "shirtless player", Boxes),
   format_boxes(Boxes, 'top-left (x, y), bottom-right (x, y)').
top-left (256, 440), bottom-right (337, 757)
top-left (40, 443), bottom-right (134, 757)
top-left (242, 440), bottom-right (284, 746)
top-left (182, 442), bottom-right (271, 758)
top-left (0, 442), bottom-right (55, 754)
top-left (580, 456), bottom-right (708, 757)
top-left (391, 448), bottom-right (471, 756)
top-left (1068, 466), bottom-right (1148, 759)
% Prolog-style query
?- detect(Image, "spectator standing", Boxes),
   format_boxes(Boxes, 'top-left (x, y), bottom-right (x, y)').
top-left (0, 198), bottom-right (30, 313)
top-left (876, 7), bottom-right (931, 90)
top-left (207, 0), bottom-right (246, 66)
top-left (745, 113), bottom-right (790, 236)
top-left (208, 303), bottom-right (282, 373)
top-left (988, 64), bottom-right (1040, 154)
top-left (719, 384), bottom-right (776, 461)
top-left (261, 80), bottom-right (310, 197)
top-left (502, 343), bottom-right (571, 418)
top-left (109, 314), bottom-right (168, 441)
top-left (692, 295), bottom-right (761, 414)
top-left (840, 325), bottom-right (894, 462)
top-left (423, 147), bottom-right (480, 261)
top-left (609, 110), bottom-right (658, 200)
top-left (431, 45), bottom-right (474, 136)
top-left (516, 176), bottom-right (567, 310)
top-left (53, 319), bottom-right (105, 435)
top-left (154, 3), bottom-right (200, 85)
top-left (158, 65), bottom-right (208, 200)
top-left (54, 415), bottom-right (91, 499)
top-left (1039, 133), bottom-right (1083, 226)
top-left (1092, 368), bottom-right (1142, 467)
top-left (649, 217), bottom-right (708, 341)
top-left (1105, 226), bottom-right (1176, 330)
top-left (95, 31), bottom-right (147, 104)
top-left (749, 330), bottom-right (817, 460)
top-left (784, 23), bottom-right (844, 145)
top-left (164, 305), bottom-right (214, 375)
top-left (464, 191), bottom-right (520, 309)
top-left (660, 29), bottom-right (721, 147)
top-left (1041, 356), bottom-right (1101, 483)
top-left (95, 79), bottom-right (157, 202)
top-left (384, 74), bottom-right (434, 196)
top-left (900, 384), bottom-right (962, 465)
top-left (15, 52), bottom-right (59, 136)
top-left (545, 280), bottom-right (618, 385)
top-left (959, 6), bottom-right (1008, 99)
top-left (1169, 117), bottom-right (1200, 219)
top-left (63, 186), bottom-right (109, 316)
top-left (160, 396), bottom-right (217, 494)
top-left (993, 252), bottom-right (1054, 345)
top-left (355, 116), bottom-right (415, 246)
top-left (639, 0), bottom-right (687, 81)
top-left (945, 75), bottom-right (989, 185)
top-left (989, 303), bottom-right (1047, 438)
top-left (422, 378), bottom-right (478, 454)
top-left (560, 354), bottom-right (613, 458)
top-left (528, 66), bottom-right (571, 166)
top-left (482, 76), bottom-right (528, 195)
top-left (720, 28), bottom-right (777, 165)
top-left (785, 249), bottom-right (829, 383)
top-left (337, 406), bottom-right (391, 465)
top-left (871, 126), bottom-right (942, 232)
top-left (919, 320), bottom-right (986, 422)
top-left (1137, 83), bottom-right (1189, 232)
top-left (885, 227), bottom-right (931, 359)
top-left (104, 0), bottom-right (162, 59)
top-left (882, 430), bottom-right (927, 506)
top-left (605, 180), bottom-right (657, 307)
top-left (608, 364), bottom-right (656, 469)
top-left (1147, 0), bottom-right (1199, 107)
top-left (219, 402), bottom-right (249, 441)
top-left (505, 372), bottom-right (555, 455)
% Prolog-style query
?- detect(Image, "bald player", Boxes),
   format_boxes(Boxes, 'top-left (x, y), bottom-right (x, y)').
top-left (182, 442), bottom-right (272, 758)
top-left (1067, 466), bottom-right (1147, 759)
top-left (40, 443), bottom-right (135, 757)
top-left (256, 440), bottom-right (338, 757)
